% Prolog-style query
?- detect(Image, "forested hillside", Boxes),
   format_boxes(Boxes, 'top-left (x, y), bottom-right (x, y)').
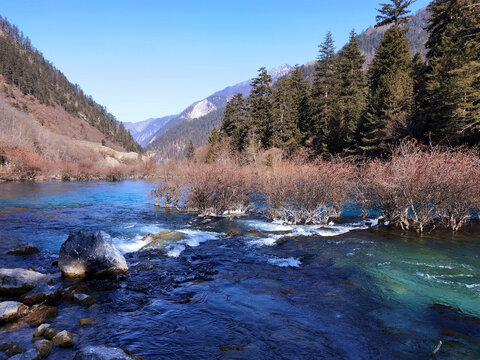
top-left (213, 0), bottom-right (479, 160)
top-left (0, 16), bottom-right (141, 153)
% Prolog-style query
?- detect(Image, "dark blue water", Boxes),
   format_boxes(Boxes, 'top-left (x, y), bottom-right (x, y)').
top-left (0, 181), bottom-right (479, 359)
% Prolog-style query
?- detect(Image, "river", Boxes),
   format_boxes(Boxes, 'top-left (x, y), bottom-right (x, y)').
top-left (0, 181), bottom-right (479, 359)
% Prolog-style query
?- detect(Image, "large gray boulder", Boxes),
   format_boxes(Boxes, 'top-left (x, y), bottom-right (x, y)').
top-left (0, 269), bottom-right (52, 296)
top-left (73, 346), bottom-right (136, 360)
top-left (58, 231), bottom-right (128, 278)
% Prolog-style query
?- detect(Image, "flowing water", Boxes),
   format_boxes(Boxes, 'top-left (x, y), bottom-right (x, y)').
top-left (0, 181), bottom-right (479, 359)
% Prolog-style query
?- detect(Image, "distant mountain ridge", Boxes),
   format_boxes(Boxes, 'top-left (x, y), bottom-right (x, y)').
top-left (127, 65), bottom-right (294, 157)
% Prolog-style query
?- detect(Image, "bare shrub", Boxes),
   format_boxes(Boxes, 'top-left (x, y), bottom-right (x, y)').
top-left (361, 141), bottom-right (480, 232)
top-left (259, 159), bottom-right (356, 224)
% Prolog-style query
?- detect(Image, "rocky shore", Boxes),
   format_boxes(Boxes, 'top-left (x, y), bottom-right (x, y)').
top-left (0, 231), bottom-right (143, 360)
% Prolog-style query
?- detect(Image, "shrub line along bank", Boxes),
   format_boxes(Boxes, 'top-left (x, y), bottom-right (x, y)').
top-left (154, 141), bottom-right (480, 234)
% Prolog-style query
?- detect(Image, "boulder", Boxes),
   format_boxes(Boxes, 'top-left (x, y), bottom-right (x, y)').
top-left (33, 339), bottom-right (53, 358)
top-left (0, 301), bottom-right (28, 323)
top-left (7, 245), bottom-right (40, 256)
top-left (9, 349), bottom-right (41, 360)
top-left (73, 346), bottom-right (138, 360)
top-left (52, 330), bottom-right (74, 347)
top-left (73, 293), bottom-right (94, 306)
top-left (0, 269), bottom-right (51, 296)
top-left (58, 231), bottom-right (128, 278)
top-left (0, 342), bottom-right (25, 357)
top-left (23, 305), bottom-right (58, 326)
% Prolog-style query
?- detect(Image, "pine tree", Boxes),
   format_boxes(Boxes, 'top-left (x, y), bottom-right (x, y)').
top-left (334, 30), bottom-right (367, 155)
top-left (289, 66), bottom-right (312, 146)
top-left (208, 126), bottom-right (220, 144)
top-left (247, 67), bottom-right (273, 148)
top-left (425, 0), bottom-right (480, 145)
top-left (358, 0), bottom-right (414, 156)
top-left (311, 32), bottom-right (339, 156)
top-left (220, 94), bottom-right (248, 151)
top-left (185, 140), bottom-right (195, 161)
top-left (410, 53), bottom-right (429, 140)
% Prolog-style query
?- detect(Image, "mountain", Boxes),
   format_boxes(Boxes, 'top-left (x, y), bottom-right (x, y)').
top-left (124, 115), bottom-right (176, 147)
top-left (145, 65), bottom-right (294, 159)
top-left (0, 16), bottom-right (144, 179)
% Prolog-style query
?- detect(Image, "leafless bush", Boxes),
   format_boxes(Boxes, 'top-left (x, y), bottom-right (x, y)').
top-left (259, 159), bottom-right (356, 224)
top-left (361, 141), bottom-right (480, 232)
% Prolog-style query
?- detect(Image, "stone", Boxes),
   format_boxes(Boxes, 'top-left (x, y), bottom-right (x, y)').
top-left (225, 231), bottom-right (242, 237)
top-left (0, 342), bottom-right (25, 357)
top-left (43, 327), bottom-right (57, 340)
top-left (62, 284), bottom-right (90, 302)
top-left (7, 245), bottom-right (40, 256)
top-left (23, 305), bottom-right (58, 326)
top-left (0, 301), bottom-right (28, 323)
top-left (33, 339), bottom-right (53, 358)
top-left (32, 323), bottom-right (52, 338)
top-left (20, 284), bottom-right (62, 306)
top-left (0, 269), bottom-right (51, 296)
top-left (78, 317), bottom-right (96, 326)
top-left (73, 293), bottom-right (94, 306)
top-left (58, 231), bottom-right (128, 278)
top-left (73, 346), bottom-right (137, 360)
top-left (52, 330), bottom-right (74, 347)
top-left (9, 349), bottom-right (41, 360)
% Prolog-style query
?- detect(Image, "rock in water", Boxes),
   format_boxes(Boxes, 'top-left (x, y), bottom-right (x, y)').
top-left (7, 245), bottom-right (40, 256)
top-left (52, 330), bottom-right (74, 347)
top-left (8, 349), bottom-right (41, 360)
top-left (0, 269), bottom-right (51, 296)
top-left (0, 301), bottom-right (28, 323)
top-left (33, 339), bottom-right (53, 358)
top-left (0, 342), bottom-right (25, 357)
top-left (73, 346), bottom-right (138, 360)
top-left (58, 231), bottom-right (128, 278)
top-left (23, 305), bottom-right (58, 326)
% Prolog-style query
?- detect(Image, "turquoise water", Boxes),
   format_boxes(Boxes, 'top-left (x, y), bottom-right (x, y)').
top-left (0, 181), bottom-right (479, 359)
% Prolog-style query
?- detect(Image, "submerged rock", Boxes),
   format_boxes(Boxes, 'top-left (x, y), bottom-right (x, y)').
top-left (7, 245), bottom-right (40, 256)
top-left (58, 231), bottom-right (128, 278)
top-left (9, 349), bottom-right (41, 360)
top-left (0, 301), bottom-right (28, 323)
top-left (52, 330), bottom-right (74, 347)
top-left (23, 305), bottom-right (58, 326)
top-left (78, 317), bottom-right (96, 326)
top-left (0, 269), bottom-right (52, 296)
top-left (0, 342), bottom-right (25, 357)
top-left (73, 346), bottom-right (138, 360)
top-left (62, 284), bottom-right (90, 302)
top-left (140, 230), bottom-right (186, 250)
top-left (33, 340), bottom-right (53, 358)
top-left (73, 293), bottom-right (94, 306)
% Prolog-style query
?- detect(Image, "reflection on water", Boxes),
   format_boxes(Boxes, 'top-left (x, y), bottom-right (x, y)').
top-left (0, 181), bottom-right (479, 359)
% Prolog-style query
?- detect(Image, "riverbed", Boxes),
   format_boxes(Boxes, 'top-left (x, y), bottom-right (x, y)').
top-left (0, 181), bottom-right (479, 359)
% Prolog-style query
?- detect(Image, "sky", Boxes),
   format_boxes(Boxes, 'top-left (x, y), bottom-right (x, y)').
top-left (1, 0), bottom-right (430, 123)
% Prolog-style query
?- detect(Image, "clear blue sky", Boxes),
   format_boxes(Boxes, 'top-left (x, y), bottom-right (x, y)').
top-left (1, 0), bottom-right (430, 123)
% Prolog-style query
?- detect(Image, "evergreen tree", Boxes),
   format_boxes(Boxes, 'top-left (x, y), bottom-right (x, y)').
top-left (311, 32), bottom-right (339, 156)
top-left (185, 140), bottom-right (195, 161)
top-left (270, 66), bottom-right (309, 153)
top-left (247, 67), bottom-right (273, 148)
top-left (410, 53), bottom-right (429, 140)
top-left (376, 0), bottom-right (415, 27)
top-left (334, 30), bottom-right (367, 155)
top-left (220, 94), bottom-right (248, 151)
top-left (208, 126), bottom-right (220, 144)
top-left (358, 0), bottom-right (414, 156)
top-left (425, 0), bottom-right (480, 145)
top-left (289, 66), bottom-right (312, 146)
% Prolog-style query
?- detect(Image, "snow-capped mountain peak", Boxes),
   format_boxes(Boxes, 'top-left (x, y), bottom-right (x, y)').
top-left (268, 64), bottom-right (294, 79)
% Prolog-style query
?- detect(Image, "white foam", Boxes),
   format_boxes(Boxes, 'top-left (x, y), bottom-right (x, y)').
top-left (268, 257), bottom-right (301, 268)
top-left (114, 235), bottom-right (145, 254)
top-left (248, 236), bottom-right (281, 247)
